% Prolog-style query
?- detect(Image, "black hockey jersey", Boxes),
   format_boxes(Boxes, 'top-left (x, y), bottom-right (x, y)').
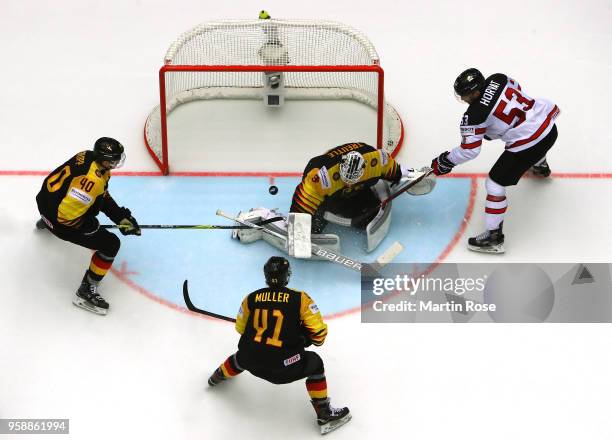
top-left (36, 150), bottom-right (126, 231)
top-left (235, 286), bottom-right (327, 369)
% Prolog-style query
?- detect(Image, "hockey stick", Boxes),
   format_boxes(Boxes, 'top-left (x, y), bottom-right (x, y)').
top-left (353, 169), bottom-right (435, 226)
top-left (384, 169), bottom-right (435, 206)
top-left (216, 210), bottom-right (403, 273)
top-left (182, 280), bottom-right (236, 322)
top-left (101, 216), bottom-right (284, 230)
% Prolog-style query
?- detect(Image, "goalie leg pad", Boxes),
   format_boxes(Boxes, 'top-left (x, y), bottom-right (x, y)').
top-left (231, 208), bottom-right (284, 243)
top-left (287, 213), bottom-right (312, 258)
top-left (366, 181), bottom-right (393, 253)
top-left (231, 211), bottom-right (264, 243)
top-left (231, 208), bottom-right (340, 257)
top-left (262, 222), bottom-right (341, 258)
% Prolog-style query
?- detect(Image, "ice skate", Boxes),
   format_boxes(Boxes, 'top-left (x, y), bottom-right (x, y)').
top-left (313, 399), bottom-right (351, 435)
top-left (208, 369), bottom-right (225, 387)
top-left (531, 159), bottom-right (551, 178)
top-left (467, 224), bottom-right (505, 254)
top-left (73, 276), bottom-right (109, 315)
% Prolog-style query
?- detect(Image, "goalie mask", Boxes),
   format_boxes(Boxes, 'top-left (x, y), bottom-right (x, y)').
top-left (339, 151), bottom-right (366, 185)
top-left (264, 256), bottom-right (291, 287)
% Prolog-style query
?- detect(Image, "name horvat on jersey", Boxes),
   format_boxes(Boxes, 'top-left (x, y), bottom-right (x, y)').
top-left (479, 80), bottom-right (501, 106)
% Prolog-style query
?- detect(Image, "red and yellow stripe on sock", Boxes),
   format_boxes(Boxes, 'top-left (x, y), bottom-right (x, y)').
top-left (306, 374), bottom-right (328, 400)
top-left (219, 354), bottom-right (243, 379)
top-left (88, 252), bottom-right (114, 280)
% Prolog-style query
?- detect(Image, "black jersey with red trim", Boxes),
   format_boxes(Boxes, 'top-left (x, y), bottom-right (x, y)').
top-left (235, 286), bottom-right (328, 369)
top-left (36, 150), bottom-right (125, 231)
top-left (448, 73), bottom-right (560, 166)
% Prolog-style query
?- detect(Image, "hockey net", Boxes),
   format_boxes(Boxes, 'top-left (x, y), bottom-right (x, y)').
top-left (144, 18), bottom-right (404, 174)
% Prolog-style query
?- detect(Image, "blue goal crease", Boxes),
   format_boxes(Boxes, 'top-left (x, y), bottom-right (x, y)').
top-left (108, 176), bottom-right (472, 317)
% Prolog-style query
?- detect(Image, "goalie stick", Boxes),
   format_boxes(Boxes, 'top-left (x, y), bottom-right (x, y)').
top-left (182, 280), bottom-right (236, 322)
top-left (383, 168), bottom-right (435, 207)
top-left (101, 216), bottom-right (283, 230)
top-left (216, 210), bottom-right (403, 273)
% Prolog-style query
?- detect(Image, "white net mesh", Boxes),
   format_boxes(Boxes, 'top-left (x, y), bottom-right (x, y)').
top-left (164, 19), bottom-right (380, 65)
top-left (144, 19), bottom-right (403, 172)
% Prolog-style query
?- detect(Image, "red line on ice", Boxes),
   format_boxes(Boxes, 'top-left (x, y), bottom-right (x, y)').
top-left (15, 170), bottom-right (611, 322)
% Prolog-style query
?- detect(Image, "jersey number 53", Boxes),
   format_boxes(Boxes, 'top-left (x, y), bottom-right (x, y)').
top-left (493, 88), bottom-right (535, 127)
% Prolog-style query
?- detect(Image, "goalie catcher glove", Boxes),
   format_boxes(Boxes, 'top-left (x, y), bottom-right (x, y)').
top-left (406, 167), bottom-right (436, 196)
top-left (431, 151), bottom-right (455, 176)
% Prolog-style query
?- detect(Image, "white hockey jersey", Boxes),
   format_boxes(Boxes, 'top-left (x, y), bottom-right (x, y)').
top-left (448, 73), bottom-right (560, 166)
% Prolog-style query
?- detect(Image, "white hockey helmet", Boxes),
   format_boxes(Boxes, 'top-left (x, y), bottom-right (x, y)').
top-left (339, 151), bottom-right (366, 185)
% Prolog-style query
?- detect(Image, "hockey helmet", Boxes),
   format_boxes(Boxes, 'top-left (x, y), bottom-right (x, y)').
top-left (264, 256), bottom-right (291, 287)
top-left (453, 68), bottom-right (485, 97)
top-left (93, 137), bottom-right (126, 169)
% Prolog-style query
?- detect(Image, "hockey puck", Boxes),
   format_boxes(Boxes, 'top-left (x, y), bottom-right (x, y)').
top-left (268, 185), bottom-right (278, 195)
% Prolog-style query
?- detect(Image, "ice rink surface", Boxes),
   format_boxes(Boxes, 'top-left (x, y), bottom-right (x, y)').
top-left (1, 0), bottom-right (612, 439)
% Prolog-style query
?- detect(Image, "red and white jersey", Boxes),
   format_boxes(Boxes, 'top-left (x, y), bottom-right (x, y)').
top-left (448, 73), bottom-right (560, 166)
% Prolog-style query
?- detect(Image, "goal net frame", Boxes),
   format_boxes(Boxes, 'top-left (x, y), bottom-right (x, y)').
top-left (144, 19), bottom-right (405, 175)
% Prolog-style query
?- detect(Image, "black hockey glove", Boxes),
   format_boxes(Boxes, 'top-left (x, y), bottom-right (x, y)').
top-left (431, 151), bottom-right (455, 176)
top-left (118, 213), bottom-right (141, 236)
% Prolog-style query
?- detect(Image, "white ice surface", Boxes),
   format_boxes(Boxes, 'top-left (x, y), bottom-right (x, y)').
top-left (1, 1), bottom-right (612, 439)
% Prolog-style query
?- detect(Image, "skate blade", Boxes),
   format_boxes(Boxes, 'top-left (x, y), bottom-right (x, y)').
top-left (72, 296), bottom-right (108, 315)
top-left (320, 413), bottom-right (352, 435)
top-left (467, 243), bottom-right (505, 254)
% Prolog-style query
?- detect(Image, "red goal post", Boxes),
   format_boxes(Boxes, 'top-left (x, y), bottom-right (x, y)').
top-left (144, 18), bottom-right (404, 175)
